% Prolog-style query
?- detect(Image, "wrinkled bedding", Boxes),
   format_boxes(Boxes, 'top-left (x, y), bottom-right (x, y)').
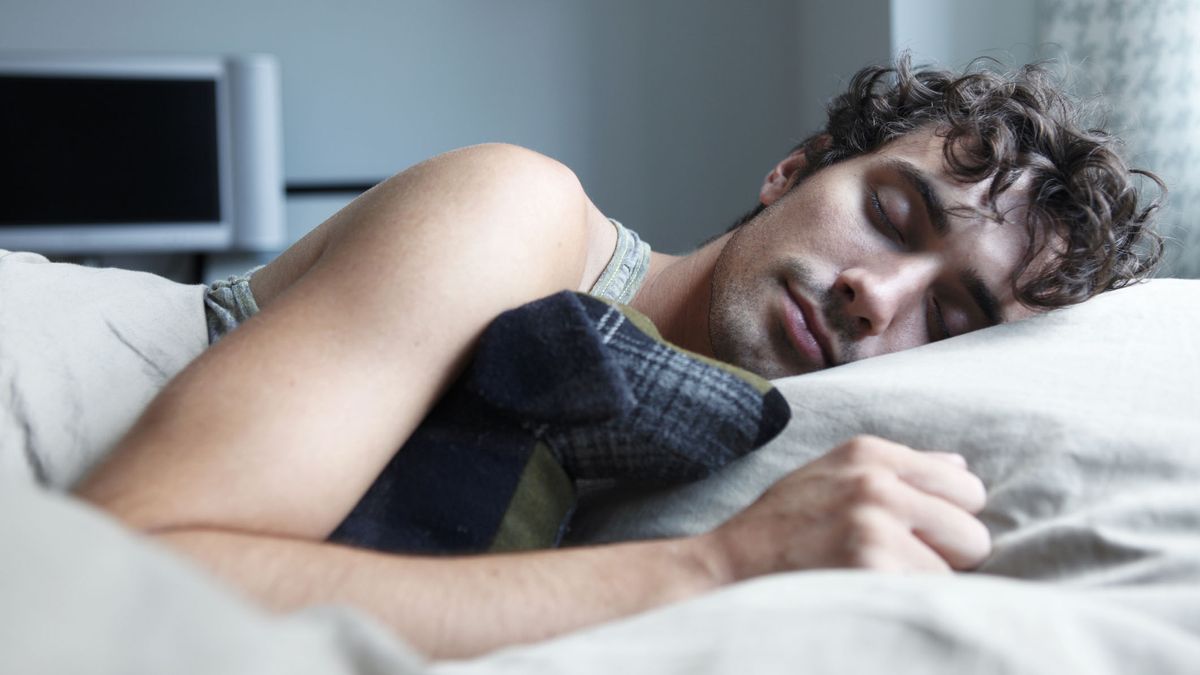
top-left (2, 249), bottom-right (1198, 674)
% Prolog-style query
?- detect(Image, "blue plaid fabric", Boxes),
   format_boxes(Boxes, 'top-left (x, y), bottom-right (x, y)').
top-left (330, 291), bottom-right (791, 555)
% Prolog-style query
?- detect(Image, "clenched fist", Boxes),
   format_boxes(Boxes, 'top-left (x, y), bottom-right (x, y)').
top-left (696, 435), bottom-right (991, 582)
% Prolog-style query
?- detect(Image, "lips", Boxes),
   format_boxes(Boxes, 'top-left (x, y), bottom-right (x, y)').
top-left (782, 285), bottom-right (835, 369)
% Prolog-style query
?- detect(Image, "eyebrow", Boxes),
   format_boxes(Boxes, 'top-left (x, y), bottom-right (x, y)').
top-left (884, 159), bottom-right (1003, 327)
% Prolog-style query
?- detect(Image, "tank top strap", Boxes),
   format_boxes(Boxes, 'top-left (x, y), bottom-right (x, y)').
top-left (587, 218), bottom-right (651, 305)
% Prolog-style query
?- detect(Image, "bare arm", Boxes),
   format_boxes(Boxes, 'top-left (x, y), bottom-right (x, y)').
top-left (73, 143), bottom-right (990, 659)
top-left (75, 143), bottom-right (610, 540)
top-left (153, 527), bottom-right (720, 659)
top-left (146, 436), bottom-right (988, 659)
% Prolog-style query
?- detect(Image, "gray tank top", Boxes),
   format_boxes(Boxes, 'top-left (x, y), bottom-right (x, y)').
top-left (205, 217), bottom-right (651, 344)
top-left (588, 218), bottom-right (651, 304)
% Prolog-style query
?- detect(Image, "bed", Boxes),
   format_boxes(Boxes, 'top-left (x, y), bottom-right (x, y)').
top-left (2, 248), bottom-right (1198, 674)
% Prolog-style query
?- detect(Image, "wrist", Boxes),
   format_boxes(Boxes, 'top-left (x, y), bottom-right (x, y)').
top-left (683, 531), bottom-right (739, 590)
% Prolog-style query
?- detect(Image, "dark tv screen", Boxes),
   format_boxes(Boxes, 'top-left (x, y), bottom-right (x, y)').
top-left (0, 75), bottom-right (221, 226)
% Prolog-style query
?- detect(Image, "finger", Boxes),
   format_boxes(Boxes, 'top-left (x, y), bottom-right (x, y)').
top-left (828, 437), bottom-right (986, 514)
top-left (926, 451), bottom-right (967, 469)
top-left (898, 452), bottom-right (987, 514)
top-left (898, 487), bottom-right (993, 570)
top-left (883, 530), bottom-right (954, 574)
top-left (844, 507), bottom-right (952, 574)
top-left (828, 434), bottom-right (917, 466)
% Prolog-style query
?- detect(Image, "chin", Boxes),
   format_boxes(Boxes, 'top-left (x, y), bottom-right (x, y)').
top-left (722, 349), bottom-right (803, 380)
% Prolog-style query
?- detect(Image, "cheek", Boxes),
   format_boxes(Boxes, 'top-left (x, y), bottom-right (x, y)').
top-left (806, 200), bottom-right (877, 262)
top-left (756, 178), bottom-right (875, 267)
top-left (773, 196), bottom-right (833, 245)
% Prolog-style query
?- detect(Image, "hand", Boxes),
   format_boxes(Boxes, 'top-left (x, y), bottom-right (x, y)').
top-left (698, 435), bottom-right (990, 581)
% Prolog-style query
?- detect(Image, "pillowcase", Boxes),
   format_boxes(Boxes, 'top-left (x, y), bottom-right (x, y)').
top-left (0, 251), bottom-right (208, 489)
top-left (567, 280), bottom-right (1200, 587)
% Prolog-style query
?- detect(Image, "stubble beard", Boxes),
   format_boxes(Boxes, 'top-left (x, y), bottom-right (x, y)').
top-left (708, 220), bottom-right (793, 379)
top-left (709, 225), bottom-right (860, 379)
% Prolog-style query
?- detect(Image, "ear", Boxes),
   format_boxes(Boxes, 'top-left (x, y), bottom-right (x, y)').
top-left (758, 134), bottom-right (832, 206)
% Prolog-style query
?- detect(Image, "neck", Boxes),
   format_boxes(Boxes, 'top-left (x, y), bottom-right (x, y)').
top-left (629, 233), bottom-right (731, 357)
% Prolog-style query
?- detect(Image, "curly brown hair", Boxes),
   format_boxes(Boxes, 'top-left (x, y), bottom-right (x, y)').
top-left (759, 53), bottom-right (1165, 310)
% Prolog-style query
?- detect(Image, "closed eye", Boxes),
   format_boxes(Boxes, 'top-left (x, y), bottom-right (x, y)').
top-left (930, 296), bottom-right (951, 341)
top-left (870, 190), bottom-right (904, 244)
top-left (873, 188), bottom-right (952, 342)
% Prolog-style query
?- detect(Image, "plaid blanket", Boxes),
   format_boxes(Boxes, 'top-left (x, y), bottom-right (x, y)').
top-left (329, 291), bottom-right (790, 554)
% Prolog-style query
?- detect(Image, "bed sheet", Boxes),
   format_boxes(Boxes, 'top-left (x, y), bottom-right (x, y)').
top-left (3, 251), bottom-right (1198, 673)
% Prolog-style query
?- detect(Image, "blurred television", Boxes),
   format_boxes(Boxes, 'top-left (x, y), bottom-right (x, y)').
top-left (0, 52), bottom-right (285, 254)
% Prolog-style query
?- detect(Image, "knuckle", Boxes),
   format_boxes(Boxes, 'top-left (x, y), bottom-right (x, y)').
top-left (838, 435), bottom-right (886, 464)
top-left (843, 505), bottom-right (892, 542)
top-left (846, 469), bottom-right (897, 505)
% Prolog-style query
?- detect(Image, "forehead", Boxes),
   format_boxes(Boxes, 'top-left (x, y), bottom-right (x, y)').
top-left (872, 128), bottom-right (1031, 213)
top-left (862, 128), bottom-right (1043, 321)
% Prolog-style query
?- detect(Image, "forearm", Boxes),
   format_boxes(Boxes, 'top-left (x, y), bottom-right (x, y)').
top-left (153, 527), bottom-right (722, 659)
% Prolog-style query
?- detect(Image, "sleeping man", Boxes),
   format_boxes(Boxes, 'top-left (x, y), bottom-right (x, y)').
top-left (74, 55), bottom-right (1162, 658)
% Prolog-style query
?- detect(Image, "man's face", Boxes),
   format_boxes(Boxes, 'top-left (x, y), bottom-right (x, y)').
top-left (710, 128), bottom-right (1041, 379)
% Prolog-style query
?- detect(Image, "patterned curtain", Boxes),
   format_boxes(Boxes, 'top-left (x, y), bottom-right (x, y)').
top-left (1039, 0), bottom-right (1200, 278)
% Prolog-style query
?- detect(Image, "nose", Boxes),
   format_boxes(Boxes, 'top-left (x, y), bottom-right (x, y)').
top-left (834, 254), bottom-right (940, 337)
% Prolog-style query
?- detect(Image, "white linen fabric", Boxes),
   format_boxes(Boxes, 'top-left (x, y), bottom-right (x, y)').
top-left (435, 573), bottom-right (1200, 675)
top-left (567, 279), bottom-right (1200, 586)
top-left (0, 250), bottom-right (209, 489)
top-left (0, 482), bottom-right (427, 675)
top-left (2, 249), bottom-right (1198, 674)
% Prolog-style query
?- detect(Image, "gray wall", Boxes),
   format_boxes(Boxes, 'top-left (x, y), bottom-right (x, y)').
top-left (0, 0), bottom-right (1039, 265)
top-left (0, 0), bottom-right (813, 256)
top-left (797, 0), bottom-right (893, 136)
top-left (891, 0), bottom-right (1039, 68)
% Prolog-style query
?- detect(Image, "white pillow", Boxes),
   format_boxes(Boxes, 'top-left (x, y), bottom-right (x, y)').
top-left (568, 279), bottom-right (1200, 586)
top-left (0, 251), bottom-right (208, 489)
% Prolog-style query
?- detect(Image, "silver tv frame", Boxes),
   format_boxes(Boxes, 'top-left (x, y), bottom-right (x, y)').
top-left (0, 52), bottom-right (259, 254)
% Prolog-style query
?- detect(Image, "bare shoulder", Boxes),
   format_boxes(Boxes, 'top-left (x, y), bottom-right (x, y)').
top-left (422, 143), bottom-right (618, 291)
top-left (253, 143), bottom-right (616, 309)
top-left (423, 143), bottom-right (617, 291)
